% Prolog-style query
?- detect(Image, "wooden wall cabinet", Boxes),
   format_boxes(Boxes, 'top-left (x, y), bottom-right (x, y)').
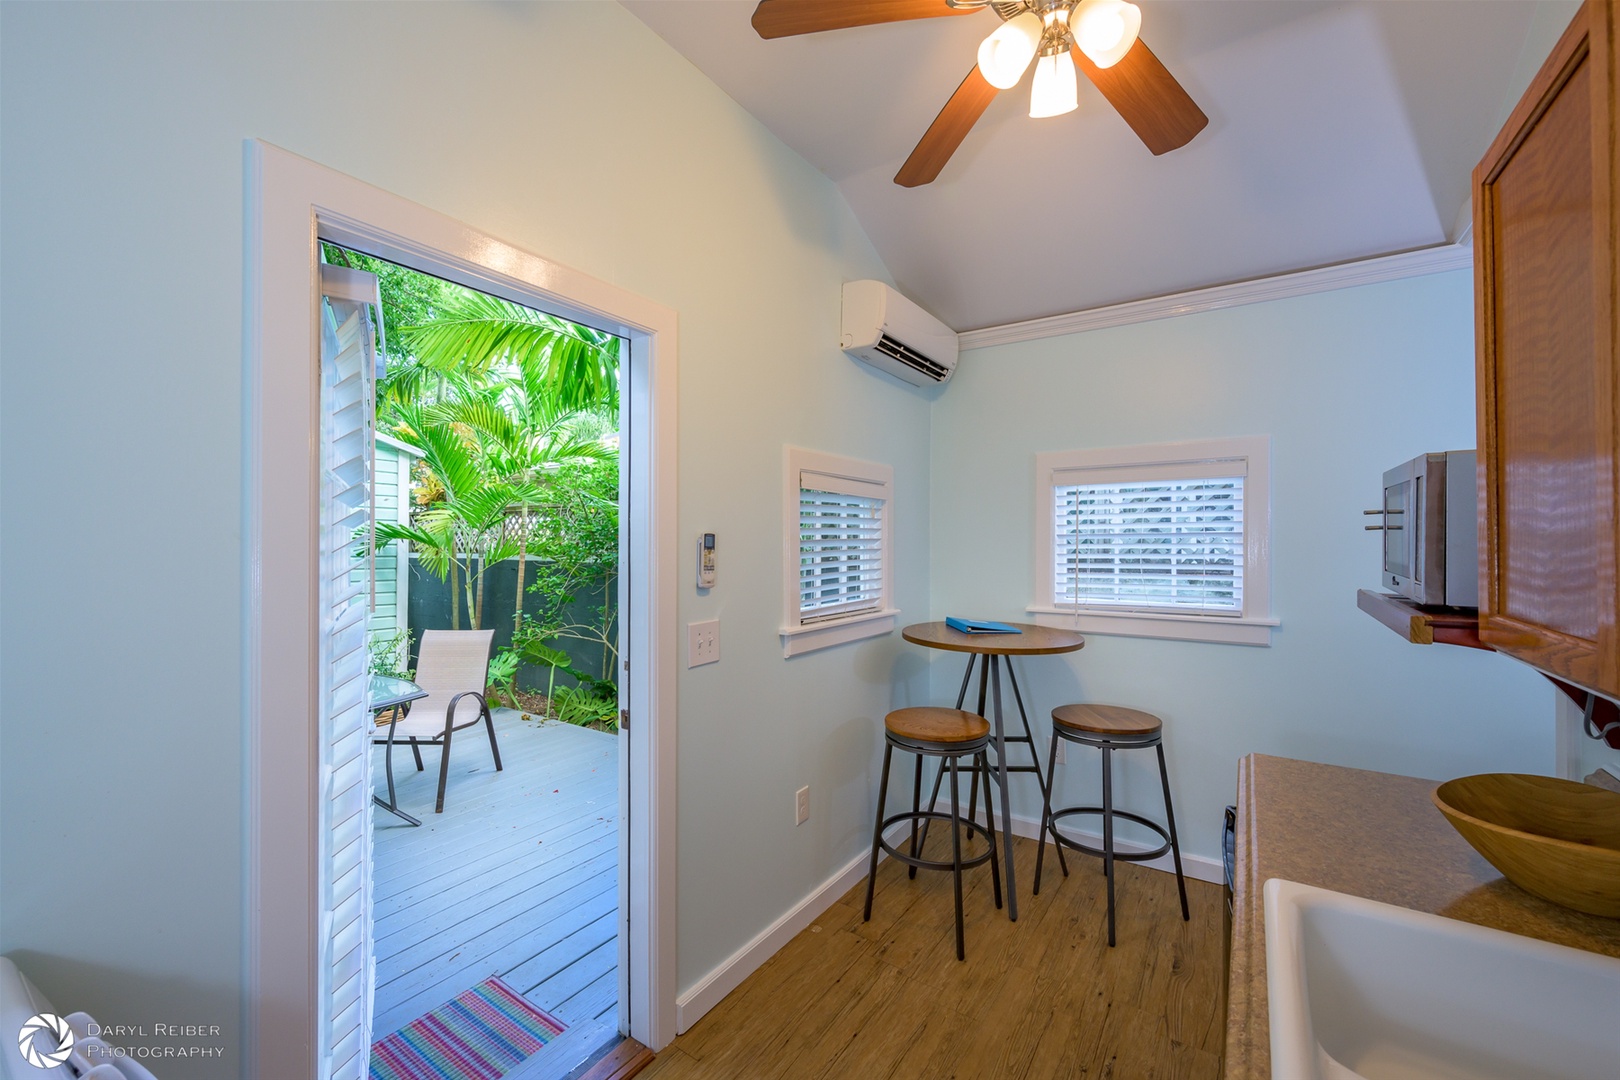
top-left (1475, 0), bottom-right (1620, 699)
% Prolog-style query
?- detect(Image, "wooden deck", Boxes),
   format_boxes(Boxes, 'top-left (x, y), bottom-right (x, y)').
top-left (371, 710), bottom-right (621, 1077)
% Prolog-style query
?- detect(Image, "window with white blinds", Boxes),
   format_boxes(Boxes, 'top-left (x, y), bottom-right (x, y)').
top-left (1033, 437), bottom-right (1274, 645)
top-left (1054, 470), bottom-right (1244, 614)
top-left (781, 448), bottom-right (896, 657)
top-left (800, 487), bottom-right (884, 621)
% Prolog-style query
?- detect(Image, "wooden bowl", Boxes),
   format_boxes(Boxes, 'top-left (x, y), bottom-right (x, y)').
top-left (1433, 774), bottom-right (1620, 918)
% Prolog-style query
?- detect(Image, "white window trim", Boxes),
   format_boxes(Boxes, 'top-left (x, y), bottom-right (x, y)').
top-left (781, 447), bottom-right (897, 657)
top-left (1029, 435), bottom-right (1276, 647)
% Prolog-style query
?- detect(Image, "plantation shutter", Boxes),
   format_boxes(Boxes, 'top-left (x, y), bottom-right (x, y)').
top-left (317, 263), bottom-right (381, 1080)
top-left (798, 468), bottom-right (885, 623)
top-left (1052, 457), bottom-right (1246, 615)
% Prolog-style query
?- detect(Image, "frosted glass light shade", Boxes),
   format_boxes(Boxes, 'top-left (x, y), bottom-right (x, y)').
top-left (1029, 53), bottom-right (1078, 118)
top-left (976, 12), bottom-right (1042, 90)
top-left (1073, 0), bottom-right (1141, 69)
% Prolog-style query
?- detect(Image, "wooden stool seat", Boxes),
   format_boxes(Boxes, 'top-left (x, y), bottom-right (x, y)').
top-left (885, 706), bottom-right (990, 744)
top-left (1051, 703), bottom-right (1162, 737)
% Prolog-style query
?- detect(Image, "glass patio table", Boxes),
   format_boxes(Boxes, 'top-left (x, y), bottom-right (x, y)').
top-left (370, 673), bottom-right (429, 826)
top-left (901, 621), bottom-right (1086, 921)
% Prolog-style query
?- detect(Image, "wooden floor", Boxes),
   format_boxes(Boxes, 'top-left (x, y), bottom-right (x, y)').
top-left (642, 834), bottom-right (1226, 1080)
top-left (372, 711), bottom-right (621, 1077)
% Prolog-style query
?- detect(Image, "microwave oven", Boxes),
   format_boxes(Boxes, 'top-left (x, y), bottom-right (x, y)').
top-left (1368, 450), bottom-right (1479, 608)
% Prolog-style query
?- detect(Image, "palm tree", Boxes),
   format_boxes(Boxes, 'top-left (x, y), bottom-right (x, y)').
top-left (441, 367), bottom-right (616, 635)
top-left (396, 290), bottom-right (620, 413)
top-left (371, 277), bottom-right (621, 656)
top-left (375, 403), bottom-right (540, 630)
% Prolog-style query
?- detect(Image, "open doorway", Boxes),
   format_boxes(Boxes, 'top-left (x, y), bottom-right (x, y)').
top-left (247, 138), bottom-right (678, 1080)
top-left (322, 243), bottom-right (629, 1078)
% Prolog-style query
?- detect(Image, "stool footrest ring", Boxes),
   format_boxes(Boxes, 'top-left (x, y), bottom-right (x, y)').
top-left (879, 810), bottom-right (996, 873)
top-left (1047, 807), bottom-right (1173, 862)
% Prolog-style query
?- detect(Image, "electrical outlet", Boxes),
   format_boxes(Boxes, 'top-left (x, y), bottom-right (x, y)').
top-left (1054, 738), bottom-right (1066, 766)
top-left (687, 619), bottom-right (719, 667)
top-left (795, 786), bottom-right (809, 826)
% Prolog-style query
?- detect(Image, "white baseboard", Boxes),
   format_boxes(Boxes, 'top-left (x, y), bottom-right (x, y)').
top-left (673, 821), bottom-right (906, 1034)
top-left (674, 808), bottom-right (1223, 1034)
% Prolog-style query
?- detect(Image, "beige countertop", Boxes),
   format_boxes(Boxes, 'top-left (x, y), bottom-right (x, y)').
top-left (1223, 753), bottom-right (1620, 1080)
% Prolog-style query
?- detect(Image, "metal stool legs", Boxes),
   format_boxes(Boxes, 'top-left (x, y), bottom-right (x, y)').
top-left (1034, 728), bottom-right (1189, 947)
top-left (913, 656), bottom-right (1070, 882)
top-left (865, 739), bottom-right (1001, 961)
top-left (1156, 742), bottom-right (1191, 923)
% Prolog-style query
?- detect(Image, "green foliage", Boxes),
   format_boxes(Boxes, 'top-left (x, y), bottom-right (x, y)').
top-left (397, 290), bottom-right (621, 413)
top-left (323, 243), bottom-right (623, 707)
top-left (523, 456), bottom-right (620, 682)
top-left (486, 649), bottom-right (522, 708)
top-left (551, 683), bottom-right (619, 731)
top-left (368, 627), bottom-right (414, 680)
top-left (373, 400), bottom-right (541, 629)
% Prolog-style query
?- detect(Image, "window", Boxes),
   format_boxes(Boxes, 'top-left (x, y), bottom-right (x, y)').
top-left (1031, 436), bottom-right (1275, 645)
top-left (781, 447), bottom-right (897, 656)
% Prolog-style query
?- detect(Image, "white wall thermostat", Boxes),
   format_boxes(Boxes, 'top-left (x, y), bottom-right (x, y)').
top-left (697, 532), bottom-right (717, 588)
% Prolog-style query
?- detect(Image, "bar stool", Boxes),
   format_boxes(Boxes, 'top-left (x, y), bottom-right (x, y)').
top-left (864, 707), bottom-right (1002, 960)
top-left (1033, 704), bottom-right (1188, 946)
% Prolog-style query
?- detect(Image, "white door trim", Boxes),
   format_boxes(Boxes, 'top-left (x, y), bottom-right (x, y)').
top-left (244, 140), bottom-right (678, 1079)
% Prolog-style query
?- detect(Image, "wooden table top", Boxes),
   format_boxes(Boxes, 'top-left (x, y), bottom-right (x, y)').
top-left (901, 621), bottom-right (1086, 656)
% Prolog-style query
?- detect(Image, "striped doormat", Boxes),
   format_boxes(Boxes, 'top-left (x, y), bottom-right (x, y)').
top-left (369, 977), bottom-right (566, 1080)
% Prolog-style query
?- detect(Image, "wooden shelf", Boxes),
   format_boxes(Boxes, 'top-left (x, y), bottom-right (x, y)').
top-left (1356, 590), bottom-right (1488, 650)
top-left (1358, 589), bottom-right (1620, 748)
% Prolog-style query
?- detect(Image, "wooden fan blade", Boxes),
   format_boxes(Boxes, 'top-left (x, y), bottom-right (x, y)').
top-left (751, 0), bottom-right (973, 40)
top-left (1071, 38), bottom-right (1207, 155)
top-left (895, 65), bottom-right (998, 187)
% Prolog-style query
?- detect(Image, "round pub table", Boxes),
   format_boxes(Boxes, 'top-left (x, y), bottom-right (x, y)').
top-left (901, 621), bottom-right (1085, 921)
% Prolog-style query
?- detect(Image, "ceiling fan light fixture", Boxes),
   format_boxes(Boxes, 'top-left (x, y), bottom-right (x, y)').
top-left (1028, 51), bottom-right (1077, 118)
top-left (1073, 0), bottom-right (1141, 69)
top-left (976, 11), bottom-right (1042, 89)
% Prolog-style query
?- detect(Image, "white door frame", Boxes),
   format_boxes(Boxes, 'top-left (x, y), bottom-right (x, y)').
top-left (243, 140), bottom-right (678, 1079)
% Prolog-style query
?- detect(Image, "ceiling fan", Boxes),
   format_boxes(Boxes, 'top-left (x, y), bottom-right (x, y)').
top-left (751, 0), bottom-right (1208, 187)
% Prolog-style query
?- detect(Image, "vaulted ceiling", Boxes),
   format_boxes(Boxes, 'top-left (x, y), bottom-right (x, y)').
top-left (623, 0), bottom-right (1568, 330)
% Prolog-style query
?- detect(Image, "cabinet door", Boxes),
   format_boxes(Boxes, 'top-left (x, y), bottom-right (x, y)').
top-left (1475, 0), bottom-right (1619, 697)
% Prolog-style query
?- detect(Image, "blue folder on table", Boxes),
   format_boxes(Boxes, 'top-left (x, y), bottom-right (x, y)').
top-left (944, 617), bottom-right (1021, 635)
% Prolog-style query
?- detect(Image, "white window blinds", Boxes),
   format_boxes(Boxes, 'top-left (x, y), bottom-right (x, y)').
top-left (317, 263), bottom-right (380, 1080)
top-left (798, 469), bottom-right (886, 623)
top-left (1053, 458), bottom-right (1245, 615)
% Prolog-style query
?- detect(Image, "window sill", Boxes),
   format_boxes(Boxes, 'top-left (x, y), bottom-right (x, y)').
top-left (780, 608), bottom-right (899, 658)
top-left (1026, 606), bottom-right (1277, 647)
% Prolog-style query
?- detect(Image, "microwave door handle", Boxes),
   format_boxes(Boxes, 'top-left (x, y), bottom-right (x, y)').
top-left (1364, 508), bottom-right (1403, 531)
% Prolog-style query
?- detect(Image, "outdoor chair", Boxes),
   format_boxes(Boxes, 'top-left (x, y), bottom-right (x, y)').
top-left (375, 629), bottom-right (502, 814)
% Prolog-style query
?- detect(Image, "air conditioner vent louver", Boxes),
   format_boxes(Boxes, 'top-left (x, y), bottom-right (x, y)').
top-left (874, 334), bottom-right (949, 382)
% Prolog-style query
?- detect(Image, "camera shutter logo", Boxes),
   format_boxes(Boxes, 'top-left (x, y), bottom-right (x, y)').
top-left (17, 1012), bottom-right (74, 1069)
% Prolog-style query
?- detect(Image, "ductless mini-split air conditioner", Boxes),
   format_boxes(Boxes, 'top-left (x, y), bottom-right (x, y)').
top-left (840, 280), bottom-right (959, 386)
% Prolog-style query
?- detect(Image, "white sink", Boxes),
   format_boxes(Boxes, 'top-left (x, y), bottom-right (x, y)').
top-left (1264, 878), bottom-right (1620, 1080)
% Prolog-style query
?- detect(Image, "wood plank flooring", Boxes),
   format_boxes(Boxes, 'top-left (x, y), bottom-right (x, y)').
top-left (372, 712), bottom-right (621, 1077)
top-left (642, 834), bottom-right (1225, 1080)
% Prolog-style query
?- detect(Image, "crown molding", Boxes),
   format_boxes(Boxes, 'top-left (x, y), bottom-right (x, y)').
top-left (957, 242), bottom-right (1475, 351)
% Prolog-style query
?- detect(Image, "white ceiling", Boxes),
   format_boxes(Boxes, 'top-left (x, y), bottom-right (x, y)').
top-left (623, 0), bottom-right (1562, 331)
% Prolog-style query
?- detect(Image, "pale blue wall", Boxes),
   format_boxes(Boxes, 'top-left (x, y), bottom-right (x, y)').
top-left (0, 3), bottom-right (930, 1073)
top-left (928, 270), bottom-right (1553, 862)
